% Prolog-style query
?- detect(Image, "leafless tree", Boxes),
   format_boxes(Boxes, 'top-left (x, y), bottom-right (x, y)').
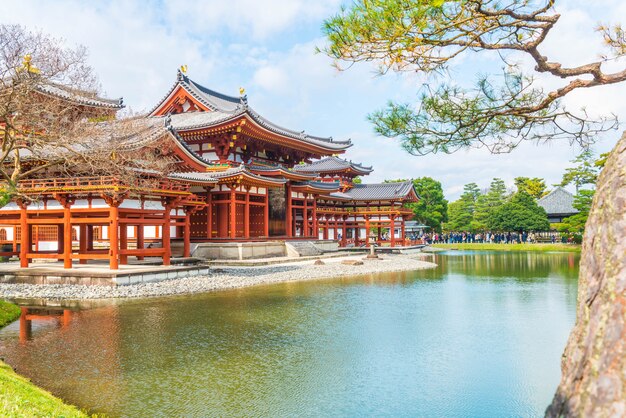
top-left (0, 24), bottom-right (174, 203)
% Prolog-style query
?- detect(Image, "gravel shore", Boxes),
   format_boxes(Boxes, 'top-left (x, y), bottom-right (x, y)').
top-left (0, 254), bottom-right (436, 300)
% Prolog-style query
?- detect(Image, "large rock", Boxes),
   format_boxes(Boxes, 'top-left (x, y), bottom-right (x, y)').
top-left (546, 133), bottom-right (626, 417)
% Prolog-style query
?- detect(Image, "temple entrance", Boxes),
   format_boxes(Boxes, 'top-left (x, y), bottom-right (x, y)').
top-left (268, 187), bottom-right (286, 236)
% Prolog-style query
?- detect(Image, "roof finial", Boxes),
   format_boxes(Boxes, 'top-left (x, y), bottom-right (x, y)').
top-left (239, 87), bottom-right (248, 107)
top-left (180, 64), bottom-right (188, 74)
top-left (21, 54), bottom-right (40, 74)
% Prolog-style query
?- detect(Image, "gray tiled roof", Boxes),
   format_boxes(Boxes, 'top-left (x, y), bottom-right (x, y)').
top-left (292, 181), bottom-right (341, 191)
top-left (185, 77), bottom-right (241, 112)
top-left (248, 165), bottom-right (318, 178)
top-left (149, 71), bottom-right (351, 150)
top-left (327, 191), bottom-right (352, 200)
top-left (163, 111), bottom-right (242, 130)
top-left (343, 181), bottom-right (415, 201)
top-left (168, 172), bottom-right (218, 184)
top-left (169, 165), bottom-right (287, 185)
top-left (36, 82), bottom-right (123, 109)
top-left (537, 187), bottom-right (579, 215)
top-left (294, 156), bottom-right (373, 174)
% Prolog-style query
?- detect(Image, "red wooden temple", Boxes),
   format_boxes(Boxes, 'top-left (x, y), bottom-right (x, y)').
top-left (0, 70), bottom-right (418, 269)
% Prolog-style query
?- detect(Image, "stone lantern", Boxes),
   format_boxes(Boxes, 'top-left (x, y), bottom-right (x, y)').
top-left (366, 231), bottom-right (379, 259)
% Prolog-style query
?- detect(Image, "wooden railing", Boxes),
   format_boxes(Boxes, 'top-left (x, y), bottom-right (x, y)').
top-left (316, 207), bottom-right (413, 216)
top-left (15, 176), bottom-right (192, 195)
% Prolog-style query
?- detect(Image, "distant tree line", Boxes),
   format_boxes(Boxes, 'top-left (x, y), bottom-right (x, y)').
top-left (445, 179), bottom-right (549, 233)
top-left (394, 149), bottom-right (605, 236)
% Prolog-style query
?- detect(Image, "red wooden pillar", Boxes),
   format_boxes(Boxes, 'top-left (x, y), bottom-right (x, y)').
top-left (109, 206), bottom-right (119, 270)
top-left (229, 188), bottom-right (237, 239)
top-left (87, 225), bottom-right (94, 251)
top-left (334, 217), bottom-right (339, 242)
top-left (390, 215), bottom-right (396, 247)
top-left (353, 208), bottom-right (359, 246)
top-left (119, 222), bottom-right (128, 265)
top-left (136, 223), bottom-right (144, 261)
top-left (12, 227), bottom-right (17, 253)
top-left (79, 224), bottom-right (87, 265)
top-left (312, 195), bottom-right (318, 239)
top-left (286, 184), bottom-right (292, 237)
top-left (302, 194), bottom-right (308, 237)
top-left (163, 205), bottom-right (171, 266)
top-left (244, 190), bottom-right (250, 239)
top-left (19, 307), bottom-right (30, 344)
top-left (18, 203), bottom-right (29, 268)
top-left (206, 190), bottom-right (213, 239)
top-left (62, 205), bottom-right (72, 268)
top-left (341, 217), bottom-right (347, 247)
top-left (183, 209), bottom-right (191, 257)
top-left (62, 310), bottom-right (72, 328)
top-left (323, 218), bottom-right (329, 240)
top-left (365, 215), bottom-right (371, 247)
top-left (401, 217), bottom-right (406, 246)
top-left (263, 191), bottom-right (269, 238)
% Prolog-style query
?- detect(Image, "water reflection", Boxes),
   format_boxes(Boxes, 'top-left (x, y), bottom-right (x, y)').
top-left (16, 307), bottom-right (74, 343)
top-left (0, 251), bottom-right (579, 417)
top-left (434, 250), bottom-right (579, 280)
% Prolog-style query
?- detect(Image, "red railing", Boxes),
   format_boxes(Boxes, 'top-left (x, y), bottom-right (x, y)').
top-left (16, 176), bottom-right (191, 194)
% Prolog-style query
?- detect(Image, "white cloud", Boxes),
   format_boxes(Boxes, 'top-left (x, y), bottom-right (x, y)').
top-left (253, 66), bottom-right (289, 93)
top-left (162, 0), bottom-right (341, 39)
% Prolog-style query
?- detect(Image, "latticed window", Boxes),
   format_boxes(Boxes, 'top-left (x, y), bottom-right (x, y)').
top-left (0, 229), bottom-right (6, 241)
top-left (35, 226), bottom-right (58, 241)
top-left (93, 226), bottom-right (101, 240)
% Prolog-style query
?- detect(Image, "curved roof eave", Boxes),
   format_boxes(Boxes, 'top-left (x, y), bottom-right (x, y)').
top-left (242, 112), bottom-right (351, 152)
top-left (148, 71), bottom-right (352, 151)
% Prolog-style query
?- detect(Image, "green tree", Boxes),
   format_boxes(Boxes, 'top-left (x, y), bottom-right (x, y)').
top-left (443, 199), bottom-right (472, 231)
top-left (444, 182), bottom-right (488, 232)
top-left (471, 194), bottom-right (489, 231)
top-left (594, 152), bottom-right (610, 169)
top-left (560, 189), bottom-right (595, 233)
top-left (406, 177), bottom-right (448, 232)
top-left (474, 178), bottom-right (508, 228)
top-left (514, 177), bottom-right (547, 199)
top-left (322, 1), bottom-right (624, 155)
top-left (459, 182), bottom-right (480, 212)
top-left (488, 192), bottom-right (549, 231)
top-left (559, 150), bottom-right (599, 192)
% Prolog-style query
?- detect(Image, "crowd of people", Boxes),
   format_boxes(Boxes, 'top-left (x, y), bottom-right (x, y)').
top-left (410, 231), bottom-right (568, 244)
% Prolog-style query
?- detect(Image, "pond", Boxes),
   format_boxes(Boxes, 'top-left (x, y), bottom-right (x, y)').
top-left (0, 251), bottom-right (579, 417)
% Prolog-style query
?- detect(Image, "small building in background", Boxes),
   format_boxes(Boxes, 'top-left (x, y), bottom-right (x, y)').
top-left (537, 187), bottom-right (579, 223)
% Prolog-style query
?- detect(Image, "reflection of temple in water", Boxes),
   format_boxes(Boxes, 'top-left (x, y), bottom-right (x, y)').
top-left (17, 306), bottom-right (73, 343)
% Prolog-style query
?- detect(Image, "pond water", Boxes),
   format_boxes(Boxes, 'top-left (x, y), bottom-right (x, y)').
top-left (0, 251), bottom-right (579, 417)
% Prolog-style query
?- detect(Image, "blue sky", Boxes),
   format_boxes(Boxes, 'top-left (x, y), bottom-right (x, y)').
top-left (3, 0), bottom-right (626, 199)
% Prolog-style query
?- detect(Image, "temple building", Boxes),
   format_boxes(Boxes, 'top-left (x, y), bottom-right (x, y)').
top-left (0, 70), bottom-right (418, 269)
top-left (537, 187), bottom-right (579, 224)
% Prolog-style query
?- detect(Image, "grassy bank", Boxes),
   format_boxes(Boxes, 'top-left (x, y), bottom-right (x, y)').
top-left (0, 300), bottom-right (20, 328)
top-left (0, 300), bottom-right (90, 418)
top-left (430, 243), bottom-right (581, 253)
